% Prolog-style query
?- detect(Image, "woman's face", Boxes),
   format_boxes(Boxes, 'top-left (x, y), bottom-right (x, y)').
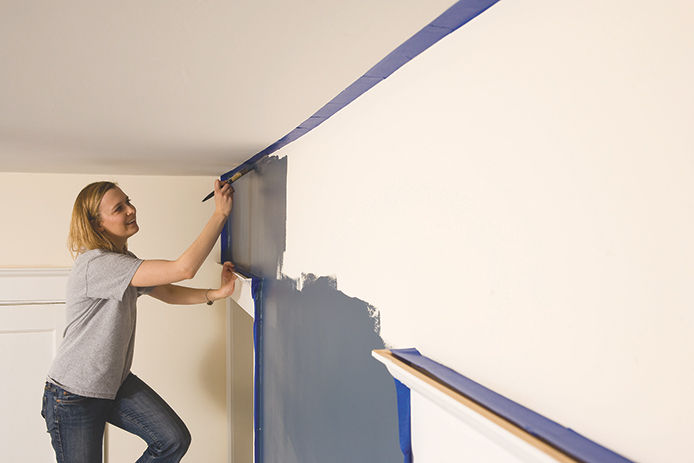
top-left (96, 187), bottom-right (138, 248)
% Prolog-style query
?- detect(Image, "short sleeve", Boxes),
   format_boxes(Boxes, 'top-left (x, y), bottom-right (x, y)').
top-left (84, 251), bottom-right (144, 301)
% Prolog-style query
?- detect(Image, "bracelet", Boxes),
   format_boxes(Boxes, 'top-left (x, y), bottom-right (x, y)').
top-left (204, 289), bottom-right (214, 306)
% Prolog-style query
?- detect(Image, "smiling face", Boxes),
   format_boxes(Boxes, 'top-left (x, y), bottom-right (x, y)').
top-left (95, 186), bottom-right (138, 250)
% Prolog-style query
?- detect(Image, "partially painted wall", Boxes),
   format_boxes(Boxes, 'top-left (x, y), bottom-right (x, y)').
top-left (225, 1), bottom-right (693, 462)
top-left (225, 0), bottom-right (693, 461)
top-left (224, 157), bottom-right (401, 462)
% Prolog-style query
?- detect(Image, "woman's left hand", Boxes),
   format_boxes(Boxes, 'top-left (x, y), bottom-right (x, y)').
top-left (219, 261), bottom-right (237, 297)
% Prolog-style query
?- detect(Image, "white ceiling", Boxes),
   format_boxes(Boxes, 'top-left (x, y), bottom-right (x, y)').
top-left (1, 0), bottom-right (454, 175)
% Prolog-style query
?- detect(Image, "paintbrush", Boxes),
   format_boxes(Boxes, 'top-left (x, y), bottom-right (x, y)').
top-left (201, 166), bottom-right (253, 202)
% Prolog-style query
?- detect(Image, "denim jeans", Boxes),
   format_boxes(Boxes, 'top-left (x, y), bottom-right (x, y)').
top-left (41, 373), bottom-right (191, 463)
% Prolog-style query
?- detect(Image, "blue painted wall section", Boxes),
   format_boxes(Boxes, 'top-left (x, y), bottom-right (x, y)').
top-left (223, 156), bottom-right (400, 463)
top-left (219, 0), bottom-right (501, 184)
top-left (223, 155), bottom-right (288, 463)
top-left (390, 348), bottom-right (635, 463)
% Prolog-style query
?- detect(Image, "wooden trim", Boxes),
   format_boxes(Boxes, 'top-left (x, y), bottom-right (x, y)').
top-left (373, 349), bottom-right (578, 463)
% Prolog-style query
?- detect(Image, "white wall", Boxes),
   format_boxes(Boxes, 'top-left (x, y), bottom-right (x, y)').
top-left (0, 172), bottom-right (228, 463)
top-left (278, 1), bottom-right (694, 461)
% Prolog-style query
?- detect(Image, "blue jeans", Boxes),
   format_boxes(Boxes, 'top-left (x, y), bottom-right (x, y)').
top-left (41, 373), bottom-right (191, 463)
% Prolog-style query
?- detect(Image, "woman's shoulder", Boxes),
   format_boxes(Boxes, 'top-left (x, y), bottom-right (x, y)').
top-left (75, 248), bottom-right (140, 264)
top-left (71, 249), bottom-right (143, 283)
top-left (74, 248), bottom-right (102, 262)
top-left (75, 248), bottom-right (109, 261)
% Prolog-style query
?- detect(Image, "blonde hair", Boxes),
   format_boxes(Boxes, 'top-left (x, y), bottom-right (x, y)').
top-left (68, 181), bottom-right (127, 258)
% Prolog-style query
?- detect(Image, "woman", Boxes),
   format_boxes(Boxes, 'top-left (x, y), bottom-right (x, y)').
top-left (41, 179), bottom-right (236, 463)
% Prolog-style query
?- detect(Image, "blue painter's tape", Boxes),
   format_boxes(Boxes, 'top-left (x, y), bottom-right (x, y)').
top-left (220, 0), bottom-right (501, 181)
top-left (251, 277), bottom-right (263, 302)
top-left (390, 348), bottom-right (634, 463)
top-left (396, 25), bottom-right (451, 60)
top-left (252, 276), bottom-right (264, 463)
top-left (312, 101), bottom-right (346, 119)
top-left (296, 116), bottom-right (326, 131)
top-left (231, 266), bottom-right (264, 462)
top-left (430, 0), bottom-right (500, 29)
top-left (394, 379), bottom-right (413, 463)
top-left (328, 76), bottom-right (383, 106)
top-left (220, 223), bottom-right (264, 461)
top-left (221, 221), bottom-right (230, 266)
top-left (363, 52), bottom-right (411, 80)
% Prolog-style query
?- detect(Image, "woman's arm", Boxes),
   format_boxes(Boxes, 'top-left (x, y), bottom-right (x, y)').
top-left (131, 180), bottom-right (233, 288)
top-left (148, 285), bottom-right (222, 305)
top-left (148, 262), bottom-right (237, 305)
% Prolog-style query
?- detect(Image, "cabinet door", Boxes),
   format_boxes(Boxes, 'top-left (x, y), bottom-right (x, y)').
top-left (0, 268), bottom-right (68, 462)
top-left (0, 303), bottom-right (66, 462)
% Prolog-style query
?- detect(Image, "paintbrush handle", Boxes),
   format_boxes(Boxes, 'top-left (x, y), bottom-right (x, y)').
top-left (201, 170), bottom-right (247, 202)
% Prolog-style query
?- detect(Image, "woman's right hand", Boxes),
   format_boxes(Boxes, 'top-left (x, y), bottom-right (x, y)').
top-left (214, 179), bottom-right (234, 218)
top-left (132, 179), bottom-right (235, 288)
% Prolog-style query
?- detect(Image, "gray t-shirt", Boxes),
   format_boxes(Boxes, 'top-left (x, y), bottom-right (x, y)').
top-left (47, 249), bottom-right (152, 399)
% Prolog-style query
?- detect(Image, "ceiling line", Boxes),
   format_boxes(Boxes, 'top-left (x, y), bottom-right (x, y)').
top-left (218, 0), bottom-right (501, 184)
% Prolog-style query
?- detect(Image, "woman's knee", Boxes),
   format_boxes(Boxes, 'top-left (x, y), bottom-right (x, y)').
top-left (157, 423), bottom-right (191, 459)
top-left (178, 426), bottom-right (192, 455)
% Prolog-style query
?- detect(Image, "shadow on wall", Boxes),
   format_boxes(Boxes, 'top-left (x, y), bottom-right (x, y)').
top-left (226, 156), bottom-right (401, 463)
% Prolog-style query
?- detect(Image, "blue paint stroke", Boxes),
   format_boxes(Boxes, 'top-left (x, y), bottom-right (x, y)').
top-left (220, 0), bottom-right (501, 182)
top-left (390, 348), bottom-right (634, 463)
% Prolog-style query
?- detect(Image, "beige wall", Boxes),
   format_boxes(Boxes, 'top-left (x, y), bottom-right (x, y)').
top-left (0, 172), bottom-right (227, 462)
top-left (279, 0), bottom-right (694, 461)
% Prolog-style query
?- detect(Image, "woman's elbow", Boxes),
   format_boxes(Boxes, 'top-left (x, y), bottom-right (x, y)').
top-left (178, 264), bottom-right (196, 281)
top-left (134, 260), bottom-right (195, 287)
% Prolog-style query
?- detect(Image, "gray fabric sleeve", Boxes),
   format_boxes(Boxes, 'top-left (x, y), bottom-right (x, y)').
top-left (85, 252), bottom-right (144, 301)
top-left (127, 250), bottom-right (154, 297)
